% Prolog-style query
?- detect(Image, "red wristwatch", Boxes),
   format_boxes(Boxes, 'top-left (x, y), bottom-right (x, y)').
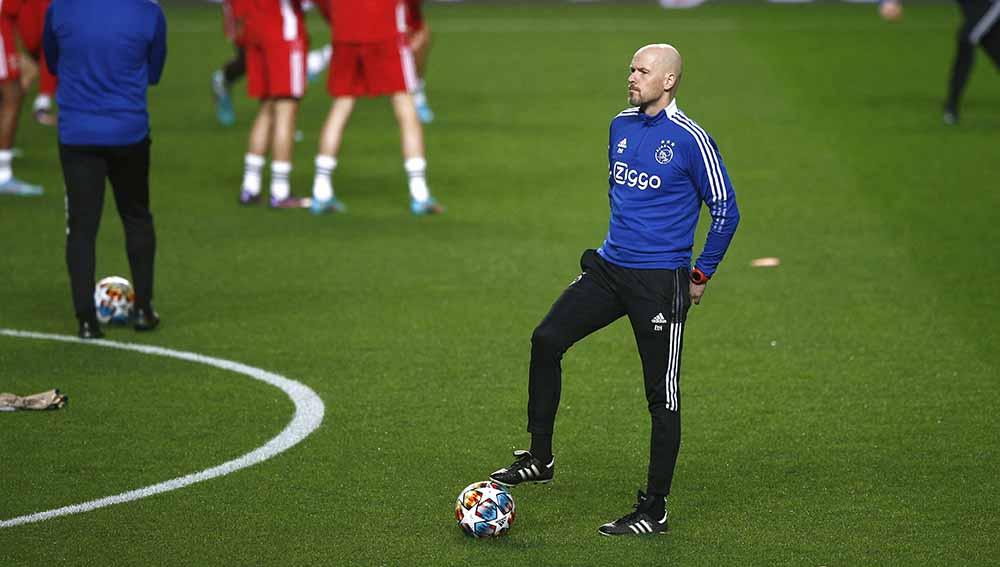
top-left (690, 267), bottom-right (710, 285)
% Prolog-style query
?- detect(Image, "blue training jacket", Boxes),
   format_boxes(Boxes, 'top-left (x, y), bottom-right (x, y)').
top-left (43, 0), bottom-right (167, 146)
top-left (597, 99), bottom-right (740, 276)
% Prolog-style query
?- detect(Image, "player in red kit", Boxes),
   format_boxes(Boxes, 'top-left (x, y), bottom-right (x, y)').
top-left (235, 0), bottom-right (309, 208)
top-left (0, 0), bottom-right (42, 195)
top-left (310, 0), bottom-right (442, 215)
top-left (14, 0), bottom-right (56, 126)
top-left (404, 0), bottom-right (433, 123)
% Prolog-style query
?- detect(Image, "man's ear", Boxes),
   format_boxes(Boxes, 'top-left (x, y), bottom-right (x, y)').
top-left (663, 72), bottom-right (677, 92)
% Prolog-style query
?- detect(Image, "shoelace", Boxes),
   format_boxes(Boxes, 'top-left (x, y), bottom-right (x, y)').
top-left (615, 497), bottom-right (654, 526)
top-left (511, 454), bottom-right (536, 471)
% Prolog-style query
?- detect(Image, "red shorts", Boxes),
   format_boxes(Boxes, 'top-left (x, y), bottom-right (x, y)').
top-left (0, 17), bottom-right (20, 82)
top-left (246, 39), bottom-right (307, 99)
top-left (329, 37), bottom-right (418, 98)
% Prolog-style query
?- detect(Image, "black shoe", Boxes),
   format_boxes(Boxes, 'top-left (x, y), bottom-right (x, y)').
top-left (134, 305), bottom-right (160, 331)
top-left (489, 450), bottom-right (554, 487)
top-left (597, 491), bottom-right (669, 536)
top-left (78, 319), bottom-right (104, 339)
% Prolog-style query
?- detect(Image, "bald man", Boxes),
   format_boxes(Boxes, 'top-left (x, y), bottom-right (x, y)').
top-left (490, 44), bottom-right (740, 536)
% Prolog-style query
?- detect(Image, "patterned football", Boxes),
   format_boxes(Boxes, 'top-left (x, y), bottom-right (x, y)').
top-left (94, 276), bottom-right (135, 324)
top-left (455, 481), bottom-right (515, 538)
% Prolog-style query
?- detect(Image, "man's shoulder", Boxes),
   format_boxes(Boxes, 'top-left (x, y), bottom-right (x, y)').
top-left (666, 108), bottom-right (717, 146)
top-left (610, 107), bottom-right (640, 129)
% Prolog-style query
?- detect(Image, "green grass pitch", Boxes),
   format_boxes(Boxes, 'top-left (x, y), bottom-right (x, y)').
top-left (2, 2), bottom-right (998, 565)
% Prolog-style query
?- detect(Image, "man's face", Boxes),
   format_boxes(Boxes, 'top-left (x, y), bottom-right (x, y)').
top-left (627, 50), bottom-right (665, 107)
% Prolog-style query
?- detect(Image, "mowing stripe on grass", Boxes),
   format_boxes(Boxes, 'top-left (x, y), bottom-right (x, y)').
top-left (0, 328), bottom-right (325, 529)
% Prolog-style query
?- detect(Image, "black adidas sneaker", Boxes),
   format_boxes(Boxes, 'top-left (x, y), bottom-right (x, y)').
top-left (489, 450), bottom-right (554, 487)
top-left (597, 491), bottom-right (669, 536)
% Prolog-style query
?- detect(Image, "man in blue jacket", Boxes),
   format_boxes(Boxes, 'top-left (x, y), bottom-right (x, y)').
top-left (490, 44), bottom-right (740, 536)
top-left (44, 0), bottom-right (167, 339)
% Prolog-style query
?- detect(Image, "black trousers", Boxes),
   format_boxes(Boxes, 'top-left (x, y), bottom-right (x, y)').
top-left (527, 249), bottom-right (691, 496)
top-left (61, 138), bottom-right (155, 320)
top-left (947, 0), bottom-right (1000, 109)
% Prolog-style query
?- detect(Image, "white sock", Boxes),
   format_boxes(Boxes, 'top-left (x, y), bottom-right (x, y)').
top-left (270, 161), bottom-right (292, 201)
top-left (404, 157), bottom-right (429, 203)
top-left (0, 150), bottom-right (13, 185)
top-left (307, 44), bottom-right (333, 77)
top-left (242, 153), bottom-right (265, 195)
top-left (33, 95), bottom-right (52, 113)
top-left (312, 155), bottom-right (337, 201)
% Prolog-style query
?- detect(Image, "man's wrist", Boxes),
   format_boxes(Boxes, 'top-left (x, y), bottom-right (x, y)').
top-left (690, 267), bottom-right (711, 285)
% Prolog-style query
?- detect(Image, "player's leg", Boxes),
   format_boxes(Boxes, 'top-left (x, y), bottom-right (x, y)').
top-left (33, 49), bottom-right (57, 126)
top-left (384, 38), bottom-right (441, 214)
top-left (389, 92), bottom-right (441, 214)
top-left (598, 267), bottom-right (690, 536)
top-left (408, 24), bottom-right (433, 123)
top-left (106, 137), bottom-right (158, 330)
top-left (240, 44), bottom-right (271, 204)
top-left (269, 98), bottom-right (305, 207)
top-left (310, 97), bottom-right (353, 213)
top-left (944, 3), bottom-right (980, 124)
top-left (0, 75), bottom-right (42, 195)
top-left (490, 249), bottom-right (627, 487)
top-left (241, 98), bottom-right (273, 204)
top-left (59, 144), bottom-right (109, 338)
top-left (311, 42), bottom-right (358, 214)
top-left (980, 16), bottom-right (1000, 69)
top-left (213, 45), bottom-right (244, 126)
top-left (263, 41), bottom-right (307, 208)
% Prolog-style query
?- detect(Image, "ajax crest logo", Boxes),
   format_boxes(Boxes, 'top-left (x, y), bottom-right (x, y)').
top-left (655, 140), bottom-right (675, 165)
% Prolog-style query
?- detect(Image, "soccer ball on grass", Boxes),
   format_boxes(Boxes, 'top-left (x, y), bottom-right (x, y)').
top-left (94, 276), bottom-right (135, 324)
top-left (455, 481), bottom-right (515, 538)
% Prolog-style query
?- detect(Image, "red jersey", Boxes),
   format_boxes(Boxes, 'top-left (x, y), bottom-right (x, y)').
top-left (233, 0), bottom-right (307, 46)
top-left (330, 0), bottom-right (405, 43)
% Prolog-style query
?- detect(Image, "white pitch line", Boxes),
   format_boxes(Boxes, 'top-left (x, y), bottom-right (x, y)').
top-left (0, 328), bottom-right (325, 529)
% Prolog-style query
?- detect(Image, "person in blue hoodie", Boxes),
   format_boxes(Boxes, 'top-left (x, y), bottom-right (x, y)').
top-left (490, 44), bottom-right (740, 537)
top-left (43, 0), bottom-right (166, 339)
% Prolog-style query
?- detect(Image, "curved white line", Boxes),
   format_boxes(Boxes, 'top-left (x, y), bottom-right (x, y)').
top-left (0, 328), bottom-right (325, 529)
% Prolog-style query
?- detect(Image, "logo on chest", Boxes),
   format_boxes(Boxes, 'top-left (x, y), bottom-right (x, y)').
top-left (654, 140), bottom-right (676, 165)
top-left (613, 161), bottom-right (662, 191)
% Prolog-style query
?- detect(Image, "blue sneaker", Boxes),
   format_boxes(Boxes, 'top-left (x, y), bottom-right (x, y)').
top-left (212, 70), bottom-right (235, 127)
top-left (0, 177), bottom-right (43, 196)
top-left (310, 197), bottom-right (347, 215)
top-left (416, 100), bottom-right (434, 124)
top-left (411, 197), bottom-right (444, 216)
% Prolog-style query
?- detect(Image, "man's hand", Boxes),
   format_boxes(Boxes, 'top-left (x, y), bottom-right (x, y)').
top-left (880, 0), bottom-right (903, 22)
top-left (690, 282), bottom-right (706, 305)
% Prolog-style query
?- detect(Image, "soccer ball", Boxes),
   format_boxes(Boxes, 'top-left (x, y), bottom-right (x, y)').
top-left (455, 481), bottom-right (515, 538)
top-left (94, 276), bottom-right (135, 324)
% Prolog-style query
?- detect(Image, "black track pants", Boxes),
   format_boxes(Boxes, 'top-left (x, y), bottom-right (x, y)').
top-left (947, 0), bottom-right (1000, 109)
top-left (61, 138), bottom-right (155, 320)
top-left (527, 249), bottom-right (691, 496)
